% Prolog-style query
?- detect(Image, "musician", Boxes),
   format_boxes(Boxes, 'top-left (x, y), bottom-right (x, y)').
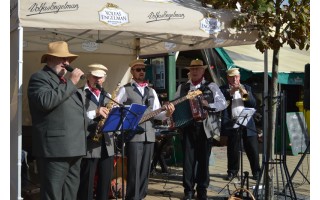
top-left (174, 59), bottom-right (227, 200)
top-left (77, 64), bottom-right (114, 200)
top-left (27, 41), bottom-right (86, 200)
top-left (115, 59), bottom-right (175, 200)
top-left (219, 68), bottom-right (261, 181)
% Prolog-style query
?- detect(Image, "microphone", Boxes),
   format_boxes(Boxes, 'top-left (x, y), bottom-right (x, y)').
top-left (63, 64), bottom-right (85, 79)
top-left (95, 84), bottom-right (108, 96)
top-left (95, 83), bottom-right (103, 91)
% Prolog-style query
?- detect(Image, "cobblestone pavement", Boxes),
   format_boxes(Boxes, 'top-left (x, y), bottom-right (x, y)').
top-left (22, 146), bottom-right (310, 200)
top-left (146, 146), bottom-right (310, 200)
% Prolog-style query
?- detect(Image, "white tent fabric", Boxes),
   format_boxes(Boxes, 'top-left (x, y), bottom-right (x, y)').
top-left (10, 0), bottom-right (258, 198)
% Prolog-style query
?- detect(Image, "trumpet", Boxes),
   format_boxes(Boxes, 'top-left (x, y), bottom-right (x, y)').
top-left (239, 84), bottom-right (249, 101)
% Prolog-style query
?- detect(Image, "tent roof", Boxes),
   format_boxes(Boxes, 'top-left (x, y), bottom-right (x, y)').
top-left (11, 0), bottom-right (258, 56)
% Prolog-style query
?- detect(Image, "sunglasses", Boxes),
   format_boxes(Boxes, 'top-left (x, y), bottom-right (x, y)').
top-left (133, 68), bottom-right (146, 72)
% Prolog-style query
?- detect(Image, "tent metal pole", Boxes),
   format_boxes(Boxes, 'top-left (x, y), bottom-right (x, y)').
top-left (254, 49), bottom-right (269, 199)
top-left (17, 25), bottom-right (24, 200)
top-left (135, 38), bottom-right (140, 59)
top-left (167, 52), bottom-right (176, 101)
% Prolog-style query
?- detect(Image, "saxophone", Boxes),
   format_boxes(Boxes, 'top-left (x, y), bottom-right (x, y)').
top-left (92, 83), bottom-right (121, 142)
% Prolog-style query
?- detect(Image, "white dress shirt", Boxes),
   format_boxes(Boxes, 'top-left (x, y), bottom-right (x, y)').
top-left (116, 80), bottom-right (168, 121)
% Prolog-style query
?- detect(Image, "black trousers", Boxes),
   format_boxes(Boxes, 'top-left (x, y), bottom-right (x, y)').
top-left (227, 128), bottom-right (260, 176)
top-left (181, 122), bottom-right (212, 195)
top-left (151, 137), bottom-right (170, 173)
top-left (125, 142), bottom-right (154, 200)
top-left (78, 147), bottom-right (114, 200)
top-left (37, 156), bottom-right (82, 200)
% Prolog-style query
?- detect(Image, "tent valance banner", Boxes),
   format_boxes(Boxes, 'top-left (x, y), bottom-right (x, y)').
top-left (11, 0), bottom-right (258, 56)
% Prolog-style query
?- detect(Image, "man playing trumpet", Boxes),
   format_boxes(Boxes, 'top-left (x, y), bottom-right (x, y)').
top-left (219, 68), bottom-right (261, 181)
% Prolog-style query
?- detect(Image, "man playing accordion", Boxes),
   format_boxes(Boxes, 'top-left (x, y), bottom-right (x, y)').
top-left (174, 59), bottom-right (227, 200)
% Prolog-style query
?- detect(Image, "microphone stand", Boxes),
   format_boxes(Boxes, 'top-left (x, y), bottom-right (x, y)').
top-left (219, 113), bottom-right (254, 199)
top-left (99, 88), bottom-right (139, 199)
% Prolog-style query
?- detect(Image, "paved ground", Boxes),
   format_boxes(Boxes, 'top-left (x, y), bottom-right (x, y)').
top-left (22, 144), bottom-right (310, 200)
top-left (144, 145), bottom-right (310, 200)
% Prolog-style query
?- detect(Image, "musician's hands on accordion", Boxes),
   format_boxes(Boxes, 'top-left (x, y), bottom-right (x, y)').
top-left (201, 99), bottom-right (216, 112)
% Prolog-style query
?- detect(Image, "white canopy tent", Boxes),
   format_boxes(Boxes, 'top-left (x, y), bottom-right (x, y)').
top-left (10, 0), bottom-right (258, 198)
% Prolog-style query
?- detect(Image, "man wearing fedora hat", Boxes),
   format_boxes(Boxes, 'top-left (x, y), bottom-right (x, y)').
top-left (28, 41), bottom-right (87, 199)
top-left (115, 59), bottom-right (175, 200)
top-left (174, 59), bottom-right (227, 200)
top-left (219, 68), bottom-right (260, 181)
top-left (77, 64), bottom-right (114, 200)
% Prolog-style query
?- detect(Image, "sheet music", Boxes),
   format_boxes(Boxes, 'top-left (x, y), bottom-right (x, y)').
top-left (102, 103), bottom-right (147, 132)
top-left (233, 107), bottom-right (256, 128)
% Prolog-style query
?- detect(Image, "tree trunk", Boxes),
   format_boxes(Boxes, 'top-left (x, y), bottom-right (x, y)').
top-left (265, 47), bottom-right (279, 200)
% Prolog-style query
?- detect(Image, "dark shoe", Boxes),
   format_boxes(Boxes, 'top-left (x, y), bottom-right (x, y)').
top-left (161, 168), bottom-right (169, 174)
top-left (225, 172), bottom-right (236, 181)
top-left (183, 194), bottom-right (193, 200)
top-left (196, 190), bottom-right (208, 200)
top-left (183, 192), bottom-right (194, 200)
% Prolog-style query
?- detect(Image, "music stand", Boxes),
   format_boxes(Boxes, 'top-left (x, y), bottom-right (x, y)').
top-left (102, 103), bottom-right (147, 199)
top-left (102, 103), bottom-right (147, 132)
top-left (219, 108), bottom-right (256, 198)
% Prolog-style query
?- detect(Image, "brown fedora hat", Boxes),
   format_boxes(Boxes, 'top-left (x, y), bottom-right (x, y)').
top-left (185, 59), bottom-right (207, 69)
top-left (129, 59), bottom-right (146, 68)
top-left (41, 41), bottom-right (78, 63)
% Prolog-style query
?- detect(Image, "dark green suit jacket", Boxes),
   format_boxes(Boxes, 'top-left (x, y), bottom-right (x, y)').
top-left (28, 66), bottom-right (87, 157)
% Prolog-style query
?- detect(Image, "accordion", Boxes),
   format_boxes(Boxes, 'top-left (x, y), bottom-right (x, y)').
top-left (171, 94), bottom-right (208, 128)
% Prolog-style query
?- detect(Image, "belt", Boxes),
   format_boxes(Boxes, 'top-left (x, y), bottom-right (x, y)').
top-left (194, 121), bottom-right (203, 126)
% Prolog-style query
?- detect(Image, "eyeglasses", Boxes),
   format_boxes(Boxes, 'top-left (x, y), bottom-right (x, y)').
top-left (132, 68), bottom-right (146, 72)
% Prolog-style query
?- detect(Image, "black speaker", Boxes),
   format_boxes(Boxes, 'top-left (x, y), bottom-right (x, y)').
top-left (303, 63), bottom-right (310, 110)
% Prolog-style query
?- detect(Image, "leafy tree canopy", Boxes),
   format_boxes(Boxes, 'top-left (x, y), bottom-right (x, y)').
top-left (203, 0), bottom-right (310, 53)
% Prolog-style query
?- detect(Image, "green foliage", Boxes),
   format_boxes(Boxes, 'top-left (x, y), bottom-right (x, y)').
top-left (202, 0), bottom-right (310, 52)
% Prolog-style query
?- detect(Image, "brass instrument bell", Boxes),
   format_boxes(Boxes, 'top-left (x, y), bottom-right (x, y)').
top-left (239, 85), bottom-right (249, 101)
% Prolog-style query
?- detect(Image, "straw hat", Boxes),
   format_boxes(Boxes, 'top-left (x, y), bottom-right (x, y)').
top-left (87, 64), bottom-right (108, 77)
top-left (226, 68), bottom-right (240, 76)
top-left (129, 59), bottom-right (146, 68)
top-left (41, 41), bottom-right (78, 63)
top-left (185, 59), bottom-right (207, 69)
